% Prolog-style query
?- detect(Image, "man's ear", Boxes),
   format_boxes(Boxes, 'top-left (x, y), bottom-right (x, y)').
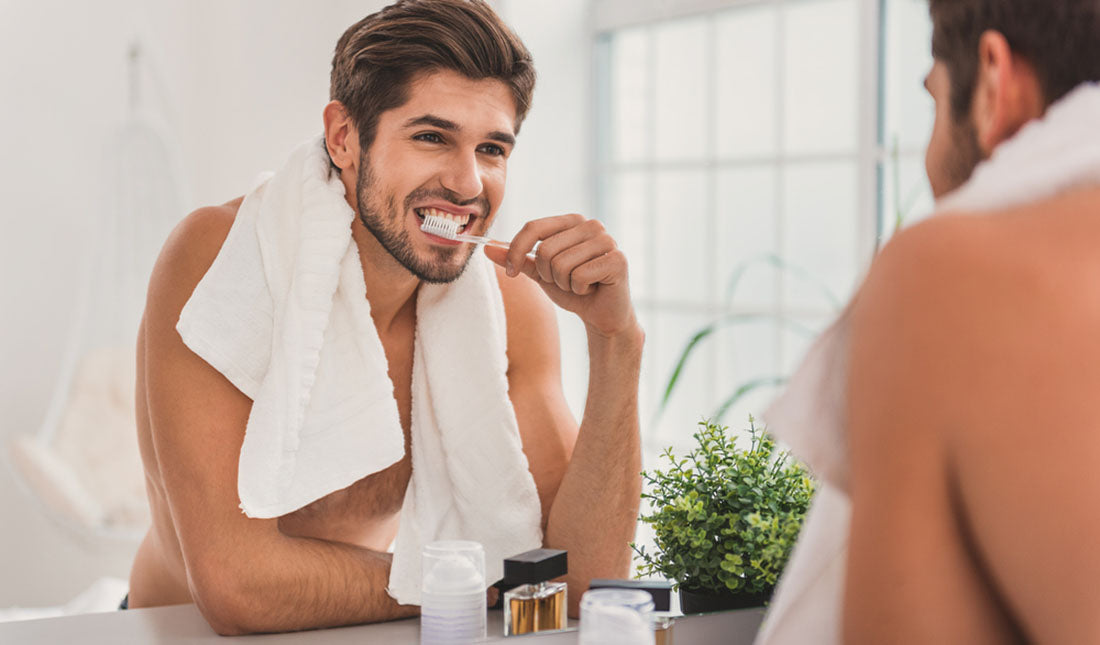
top-left (323, 101), bottom-right (360, 171)
top-left (971, 30), bottom-right (1045, 154)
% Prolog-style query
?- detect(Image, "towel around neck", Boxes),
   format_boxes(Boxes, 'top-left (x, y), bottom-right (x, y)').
top-left (177, 136), bottom-right (543, 604)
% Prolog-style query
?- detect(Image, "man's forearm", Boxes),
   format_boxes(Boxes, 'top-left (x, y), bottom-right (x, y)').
top-left (544, 323), bottom-right (644, 613)
top-left (198, 536), bottom-right (417, 635)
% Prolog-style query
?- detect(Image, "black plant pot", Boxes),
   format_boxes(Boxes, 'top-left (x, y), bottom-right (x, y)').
top-left (679, 587), bottom-right (771, 614)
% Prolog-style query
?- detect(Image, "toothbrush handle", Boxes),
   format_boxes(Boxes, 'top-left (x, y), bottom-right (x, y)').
top-left (482, 238), bottom-right (512, 250)
top-left (455, 233), bottom-right (539, 256)
top-left (456, 233), bottom-right (510, 249)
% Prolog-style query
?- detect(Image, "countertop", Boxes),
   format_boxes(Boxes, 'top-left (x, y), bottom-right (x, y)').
top-left (0, 603), bottom-right (765, 644)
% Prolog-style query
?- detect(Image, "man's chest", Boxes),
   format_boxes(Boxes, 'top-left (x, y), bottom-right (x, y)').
top-left (276, 452), bottom-right (412, 547)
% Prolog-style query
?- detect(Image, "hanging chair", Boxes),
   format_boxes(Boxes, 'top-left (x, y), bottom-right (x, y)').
top-left (6, 42), bottom-right (186, 543)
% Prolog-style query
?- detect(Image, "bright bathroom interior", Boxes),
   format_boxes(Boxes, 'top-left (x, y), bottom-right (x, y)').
top-left (0, 0), bottom-right (933, 617)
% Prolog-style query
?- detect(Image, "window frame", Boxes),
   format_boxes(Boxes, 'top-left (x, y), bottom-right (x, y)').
top-left (590, 0), bottom-right (933, 456)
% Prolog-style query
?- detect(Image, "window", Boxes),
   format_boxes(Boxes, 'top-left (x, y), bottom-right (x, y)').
top-left (880, 0), bottom-right (935, 237)
top-left (592, 0), bottom-right (933, 462)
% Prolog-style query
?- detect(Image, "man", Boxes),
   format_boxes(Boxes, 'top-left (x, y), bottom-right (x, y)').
top-left (127, 0), bottom-right (642, 635)
top-left (759, 1), bottom-right (1100, 643)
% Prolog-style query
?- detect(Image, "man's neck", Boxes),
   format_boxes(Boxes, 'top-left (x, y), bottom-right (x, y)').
top-left (350, 220), bottom-right (420, 335)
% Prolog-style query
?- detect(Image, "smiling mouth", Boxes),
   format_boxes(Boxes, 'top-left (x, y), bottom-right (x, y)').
top-left (414, 207), bottom-right (473, 235)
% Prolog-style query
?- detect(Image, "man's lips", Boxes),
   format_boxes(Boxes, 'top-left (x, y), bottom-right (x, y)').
top-left (414, 203), bottom-right (478, 220)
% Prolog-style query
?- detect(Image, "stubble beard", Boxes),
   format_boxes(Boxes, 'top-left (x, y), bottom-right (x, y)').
top-left (940, 116), bottom-right (984, 197)
top-left (355, 153), bottom-right (479, 285)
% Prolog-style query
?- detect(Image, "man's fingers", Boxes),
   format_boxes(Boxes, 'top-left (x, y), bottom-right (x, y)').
top-left (544, 235), bottom-right (617, 292)
top-left (492, 214), bottom-right (635, 337)
top-left (533, 219), bottom-right (609, 286)
top-left (485, 245), bottom-right (540, 280)
top-left (483, 244), bottom-right (509, 269)
top-left (496, 215), bottom-right (626, 298)
top-left (506, 213), bottom-right (586, 275)
top-left (515, 254), bottom-right (541, 281)
top-left (569, 250), bottom-right (627, 295)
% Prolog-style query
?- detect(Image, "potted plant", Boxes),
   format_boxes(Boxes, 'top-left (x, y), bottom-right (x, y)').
top-left (632, 417), bottom-right (815, 613)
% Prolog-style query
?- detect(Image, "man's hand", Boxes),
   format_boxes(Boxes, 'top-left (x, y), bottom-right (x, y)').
top-left (487, 213), bottom-right (643, 615)
top-left (484, 214), bottom-right (637, 338)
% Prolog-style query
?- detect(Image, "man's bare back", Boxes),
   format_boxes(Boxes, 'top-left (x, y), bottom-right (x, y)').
top-left (129, 198), bottom-right (417, 608)
top-left (845, 187), bottom-right (1100, 642)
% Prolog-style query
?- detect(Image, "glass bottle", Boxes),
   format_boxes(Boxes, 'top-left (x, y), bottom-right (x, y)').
top-left (588, 578), bottom-right (674, 645)
top-left (501, 548), bottom-right (569, 635)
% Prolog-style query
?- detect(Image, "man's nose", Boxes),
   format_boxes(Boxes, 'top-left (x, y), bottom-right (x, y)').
top-left (441, 149), bottom-right (484, 201)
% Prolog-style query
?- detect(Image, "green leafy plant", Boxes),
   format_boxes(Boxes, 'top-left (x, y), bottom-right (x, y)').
top-left (633, 417), bottom-right (815, 597)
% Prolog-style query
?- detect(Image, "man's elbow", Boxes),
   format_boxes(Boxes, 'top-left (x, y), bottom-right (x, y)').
top-left (195, 586), bottom-right (259, 635)
top-left (207, 615), bottom-right (253, 638)
top-left (190, 565), bottom-right (277, 636)
top-left (196, 593), bottom-right (254, 635)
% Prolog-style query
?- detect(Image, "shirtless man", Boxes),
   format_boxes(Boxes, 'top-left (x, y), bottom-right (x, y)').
top-left (844, 1), bottom-right (1100, 642)
top-left (128, 1), bottom-right (642, 635)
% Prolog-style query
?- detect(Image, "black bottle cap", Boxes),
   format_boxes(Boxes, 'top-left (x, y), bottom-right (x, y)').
top-left (502, 548), bottom-right (568, 584)
top-left (588, 579), bottom-right (672, 612)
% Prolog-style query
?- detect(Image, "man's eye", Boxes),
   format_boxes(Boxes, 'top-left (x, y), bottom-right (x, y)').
top-left (479, 144), bottom-right (505, 157)
top-left (415, 132), bottom-right (444, 144)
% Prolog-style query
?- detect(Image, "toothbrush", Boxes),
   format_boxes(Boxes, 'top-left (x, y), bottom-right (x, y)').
top-left (420, 213), bottom-right (511, 249)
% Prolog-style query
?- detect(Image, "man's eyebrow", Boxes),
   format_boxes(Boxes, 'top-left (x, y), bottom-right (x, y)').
top-left (487, 130), bottom-right (516, 147)
top-left (405, 114), bottom-right (459, 131)
top-left (404, 114), bottom-right (515, 147)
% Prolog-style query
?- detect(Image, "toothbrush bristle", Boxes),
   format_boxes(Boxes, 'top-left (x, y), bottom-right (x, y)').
top-left (420, 214), bottom-right (460, 239)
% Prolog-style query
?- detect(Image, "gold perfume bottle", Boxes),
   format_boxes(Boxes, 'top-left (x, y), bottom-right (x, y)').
top-left (589, 578), bottom-right (674, 645)
top-left (502, 548), bottom-right (568, 636)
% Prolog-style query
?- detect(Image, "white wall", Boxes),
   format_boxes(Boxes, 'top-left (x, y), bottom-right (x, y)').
top-left (498, 0), bottom-right (594, 414)
top-left (0, 0), bottom-right (388, 607)
top-left (0, 0), bottom-right (591, 608)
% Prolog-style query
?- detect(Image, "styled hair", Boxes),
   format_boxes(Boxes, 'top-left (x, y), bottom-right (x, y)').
top-left (929, 0), bottom-right (1100, 121)
top-left (330, 0), bottom-right (535, 151)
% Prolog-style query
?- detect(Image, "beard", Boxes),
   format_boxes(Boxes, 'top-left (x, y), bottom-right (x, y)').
top-left (354, 152), bottom-right (487, 284)
top-left (941, 116), bottom-right (984, 196)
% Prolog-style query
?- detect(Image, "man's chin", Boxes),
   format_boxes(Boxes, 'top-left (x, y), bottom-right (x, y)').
top-left (408, 250), bottom-right (475, 284)
top-left (414, 265), bottom-right (469, 284)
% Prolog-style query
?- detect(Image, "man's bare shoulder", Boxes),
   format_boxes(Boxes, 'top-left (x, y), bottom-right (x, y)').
top-left (142, 197), bottom-right (247, 360)
top-left (860, 186), bottom-right (1100, 333)
top-left (147, 197), bottom-right (244, 309)
top-left (850, 185), bottom-right (1100, 423)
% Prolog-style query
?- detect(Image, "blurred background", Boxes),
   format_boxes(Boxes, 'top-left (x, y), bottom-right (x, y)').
top-left (0, 0), bottom-right (933, 611)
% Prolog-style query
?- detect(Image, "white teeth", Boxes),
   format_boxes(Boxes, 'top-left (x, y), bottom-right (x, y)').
top-left (417, 207), bottom-right (470, 227)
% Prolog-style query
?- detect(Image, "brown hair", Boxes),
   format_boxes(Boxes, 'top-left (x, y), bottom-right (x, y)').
top-left (330, 0), bottom-right (535, 152)
top-left (929, 0), bottom-right (1100, 122)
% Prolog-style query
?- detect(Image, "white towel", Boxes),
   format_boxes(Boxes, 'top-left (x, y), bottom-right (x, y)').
top-left (176, 136), bottom-right (543, 605)
top-left (755, 82), bottom-right (1100, 645)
